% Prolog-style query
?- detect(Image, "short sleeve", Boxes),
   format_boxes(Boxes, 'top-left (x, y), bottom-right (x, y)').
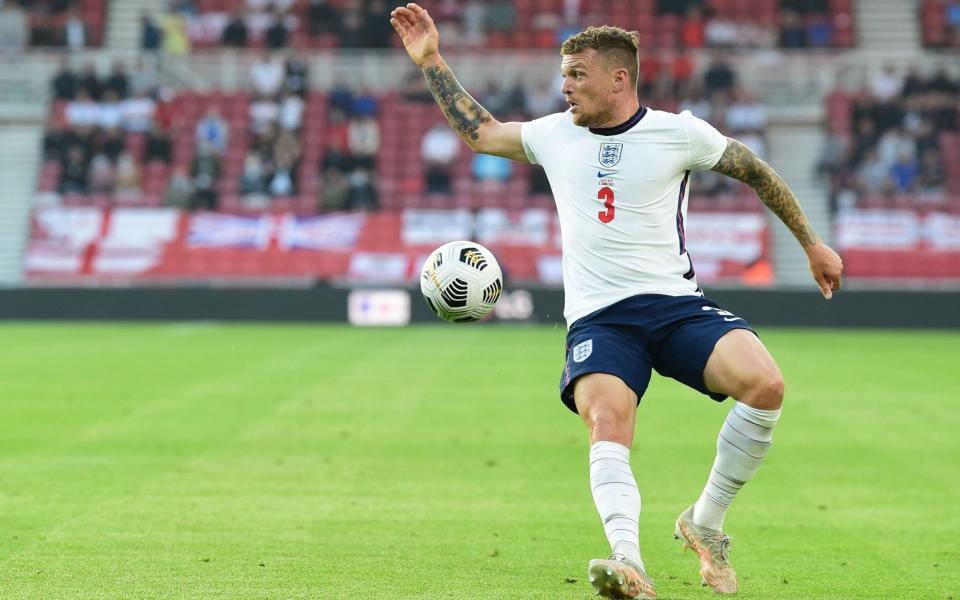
top-left (521, 113), bottom-right (563, 165)
top-left (683, 110), bottom-right (728, 171)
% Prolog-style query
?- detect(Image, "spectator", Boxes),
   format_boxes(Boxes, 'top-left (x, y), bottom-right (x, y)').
top-left (65, 7), bottom-right (85, 50)
top-left (250, 51), bottom-right (285, 98)
top-left (806, 13), bottom-right (833, 48)
top-left (888, 150), bottom-right (920, 193)
top-left (97, 91), bottom-right (125, 131)
top-left (916, 149), bottom-right (947, 198)
top-left (65, 90), bottom-right (100, 129)
top-left (421, 123), bottom-right (460, 194)
top-left (104, 62), bottom-right (130, 100)
top-left (51, 58), bottom-right (78, 101)
top-left (0, 4), bottom-right (27, 58)
top-left (114, 152), bottom-right (141, 199)
top-left (347, 115), bottom-right (380, 168)
top-left (59, 146), bottom-right (89, 194)
top-left (273, 131), bottom-right (302, 180)
top-left (87, 154), bottom-right (115, 194)
top-left (222, 9), bottom-right (248, 47)
top-left (472, 153), bottom-right (512, 184)
top-left (704, 15), bottom-right (737, 48)
top-left (43, 119), bottom-right (68, 162)
top-left (876, 126), bottom-right (915, 168)
top-left (250, 95), bottom-right (280, 135)
top-left (164, 166), bottom-right (194, 208)
top-left (145, 123), bottom-right (172, 164)
top-left (277, 92), bottom-right (303, 131)
top-left (160, 10), bottom-right (190, 56)
top-left (330, 81), bottom-right (355, 116)
top-left (352, 88), bottom-right (378, 118)
top-left (320, 167), bottom-right (349, 211)
top-left (322, 143), bottom-right (355, 179)
top-left (122, 91), bottom-right (157, 133)
top-left (141, 13), bottom-right (163, 52)
top-left (779, 10), bottom-right (806, 48)
top-left (190, 147), bottom-right (221, 210)
top-left (345, 168), bottom-right (378, 211)
top-left (79, 63), bottom-right (102, 101)
top-left (98, 126), bottom-right (126, 164)
top-left (240, 151), bottom-right (270, 205)
top-left (307, 0), bottom-right (341, 36)
top-left (703, 54), bottom-right (736, 99)
top-left (265, 10), bottom-right (289, 49)
top-left (129, 58), bottom-right (160, 97)
top-left (284, 53), bottom-right (309, 97)
top-left (871, 64), bottom-right (903, 102)
top-left (856, 149), bottom-right (892, 196)
top-left (195, 107), bottom-right (229, 155)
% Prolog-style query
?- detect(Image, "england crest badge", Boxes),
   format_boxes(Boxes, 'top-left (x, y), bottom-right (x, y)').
top-left (598, 142), bottom-right (623, 168)
top-left (572, 339), bottom-right (593, 363)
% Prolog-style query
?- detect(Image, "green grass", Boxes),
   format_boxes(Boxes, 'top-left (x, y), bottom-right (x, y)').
top-left (0, 323), bottom-right (958, 599)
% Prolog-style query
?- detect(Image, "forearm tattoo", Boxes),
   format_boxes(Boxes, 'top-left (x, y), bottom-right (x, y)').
top-left (712, 139), bottom-right (820, 247)
top-left (422, 64), bottom-right (492, 142)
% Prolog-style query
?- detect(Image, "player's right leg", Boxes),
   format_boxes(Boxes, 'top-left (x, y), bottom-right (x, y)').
top-left (572, 374), bottom-right (656, 599)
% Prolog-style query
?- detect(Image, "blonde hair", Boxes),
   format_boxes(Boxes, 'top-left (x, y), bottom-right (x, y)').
top-left (561, 26), bottom-right (640, 85)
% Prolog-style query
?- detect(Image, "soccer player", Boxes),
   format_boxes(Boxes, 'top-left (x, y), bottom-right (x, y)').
top-left (390, 5), bottom-right (843, 598)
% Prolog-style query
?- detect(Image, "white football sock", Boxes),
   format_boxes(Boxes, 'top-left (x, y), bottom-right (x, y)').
top-left (693, 403), bottom-right (781, 531)
top-left (589, 441), bottom-right (644, 569)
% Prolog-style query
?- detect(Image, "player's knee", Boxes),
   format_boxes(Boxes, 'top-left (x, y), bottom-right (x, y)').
top-left (743, 371), bottom-right (785, 410)
top-left (586, 408), bottom-right (629, 442)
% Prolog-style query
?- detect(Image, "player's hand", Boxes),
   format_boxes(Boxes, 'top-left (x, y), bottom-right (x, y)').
top-left (806, 242), bottom-right (843, 299)
top-left (390, 3), bottom-right (439, 68)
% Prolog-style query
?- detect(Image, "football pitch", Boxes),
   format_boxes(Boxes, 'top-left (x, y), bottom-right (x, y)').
top-left (0, 323), bottom-right (957, 599)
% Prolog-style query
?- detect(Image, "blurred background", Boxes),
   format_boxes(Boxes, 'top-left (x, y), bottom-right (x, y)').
top-left (0, 0), bottom-right (958, 325)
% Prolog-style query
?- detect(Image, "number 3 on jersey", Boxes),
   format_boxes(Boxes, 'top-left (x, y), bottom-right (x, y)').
top-left (598, 186), bottom-right (615, 223)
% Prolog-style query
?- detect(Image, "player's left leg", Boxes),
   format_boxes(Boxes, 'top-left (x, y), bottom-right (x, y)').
top-left (697, 328), bottom-right (784, 530)
top-left (677, 328), bottom-right (783, 594)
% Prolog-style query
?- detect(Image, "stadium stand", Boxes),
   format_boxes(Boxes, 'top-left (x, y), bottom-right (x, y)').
top-left (37, 49), bottom-right (766, 214)
top-left (172, 0), bottom-right (854, 50)
top-left (822, 65), bottom-right (960, 279)
top-left (29, 45), bottom-right (772, 285)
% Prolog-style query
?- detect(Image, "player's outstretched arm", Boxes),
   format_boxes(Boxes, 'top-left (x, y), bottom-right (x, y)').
top-left (712, 138), bottom-right (843, 299)
top-left (390, 3), bottom-right (527, 162)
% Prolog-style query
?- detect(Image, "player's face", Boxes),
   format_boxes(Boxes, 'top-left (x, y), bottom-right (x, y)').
top-left (560, 50), bottom-right (617, 128)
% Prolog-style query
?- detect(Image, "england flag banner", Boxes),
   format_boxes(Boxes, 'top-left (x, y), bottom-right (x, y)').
top-left (187, 213), bottom-right (272, 249)
top-left (281, 213), bottom-right (366, 251)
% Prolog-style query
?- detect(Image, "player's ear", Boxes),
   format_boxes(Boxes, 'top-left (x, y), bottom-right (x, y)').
top-left (611, 67), bottom-right (628, 92)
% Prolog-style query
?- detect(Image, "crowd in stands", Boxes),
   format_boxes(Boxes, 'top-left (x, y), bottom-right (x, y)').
top-left (39, 48), bottom-right (765, 213)
top-left (0, 0), bottom-right (103, 54)
top-left (920, 0), bottom-right (960, 48)
top-left (141, 0), bottom-right (853, 53)
top-left (819, 66), bottom-right (960, 211)
top-left (41, 52), bottom-right (320, 211)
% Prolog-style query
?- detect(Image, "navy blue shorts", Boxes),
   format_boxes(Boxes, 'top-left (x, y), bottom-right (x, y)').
top-left (559, 294), bottom-right (756, 414)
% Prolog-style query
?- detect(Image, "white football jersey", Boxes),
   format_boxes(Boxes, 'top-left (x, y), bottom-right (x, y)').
top-left (521, 107), bottom-right (729, 326)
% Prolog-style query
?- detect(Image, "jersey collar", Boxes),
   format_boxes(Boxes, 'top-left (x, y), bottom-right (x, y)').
top-left (588, 106), bottom-right (647, 136)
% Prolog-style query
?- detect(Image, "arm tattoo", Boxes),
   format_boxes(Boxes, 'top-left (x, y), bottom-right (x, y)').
top-left (712, 138), bottom-right (820, 247)
top-left (422, 63), bottom-right (492, 142)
